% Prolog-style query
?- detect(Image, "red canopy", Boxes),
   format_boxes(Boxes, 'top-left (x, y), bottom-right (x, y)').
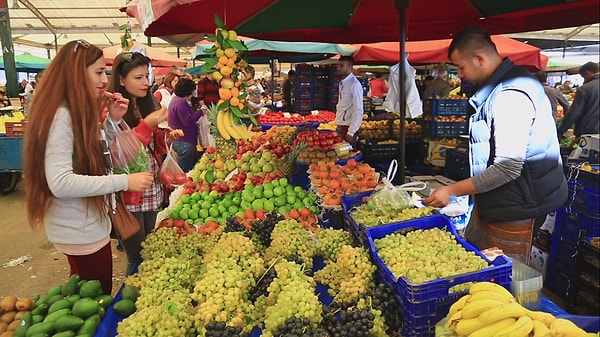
top-left (353, 36), bottom-right (549, 71)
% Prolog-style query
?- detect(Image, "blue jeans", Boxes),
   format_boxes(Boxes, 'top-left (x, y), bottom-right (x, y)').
top-left (173, 141), bottom-right (198, 172)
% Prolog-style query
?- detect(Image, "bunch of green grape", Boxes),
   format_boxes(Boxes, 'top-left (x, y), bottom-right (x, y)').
top-left (314, 228), bottom-right (354, 262)
top-left (132, 257), bottom-right (197, 308)
top-left (261, 261), bottom-right (322, 336)
top-left (374, 227), bottom-right (489, 284)
top-left (202, 232), bottom-right (259, 265)
top-left (314, 245), bottom-right (376, 305)
top-left (351, 204), bottom-right (438, 227)
top-left (177, 229), bottom-right (222, 260)
top-left (140, 227), bottom-right (181, 260)
top-left (117, 290), bottom-right (196, 337)
top-left (264, 220), bottom-right (317, 271)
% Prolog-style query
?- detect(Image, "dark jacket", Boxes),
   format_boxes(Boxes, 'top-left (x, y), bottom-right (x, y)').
top-left (542, 84), bottom-right (570, 120)
top-left (469, 59), bottom-right (567, 223)
top-left (557, 75), bottom-right (599, 137)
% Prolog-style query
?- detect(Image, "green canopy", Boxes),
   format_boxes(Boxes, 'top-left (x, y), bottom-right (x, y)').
top-left (0, 52), bottom-right (51, 72)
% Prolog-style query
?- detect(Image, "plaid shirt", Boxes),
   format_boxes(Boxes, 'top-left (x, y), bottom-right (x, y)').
top-left (126, 138), bottom-right (164, 213)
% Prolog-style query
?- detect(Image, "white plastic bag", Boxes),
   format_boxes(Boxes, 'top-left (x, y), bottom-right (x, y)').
top-left (197, 113), bottom-right (211, 148)
top-left (369, 160), bottom-right (426, 215)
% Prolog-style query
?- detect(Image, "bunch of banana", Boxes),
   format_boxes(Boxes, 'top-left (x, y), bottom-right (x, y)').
top-left (216, 109), bottom-right (251, 141)
top-left (445, 282), bottom-right (594, 337)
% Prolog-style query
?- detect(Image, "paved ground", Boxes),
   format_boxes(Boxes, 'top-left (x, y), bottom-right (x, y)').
top-left (0, 180), bottom-right (127, 298)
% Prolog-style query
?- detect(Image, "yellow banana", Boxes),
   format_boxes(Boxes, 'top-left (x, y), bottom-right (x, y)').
top-left (216, 109), bottom-right (231, 140)
top-left (550, 318), bottom-right (588, 337)
top-left (460, 298), bottom-right (505, 319)
top-left (532, 319), bottom-right (552, 337)
top-left (478, 301), bottom-right (527, 323)
top-left (233, 123), bottom-right (251, 140)
top-left (454, 317), bottom-right (489, 336)
top-left (225, 111), bottom-right (242, 140)
top-left (467, 290), bottom-right (515, 304)
top-left (526, 309), bottom-right (556, 328)
top-left (446, 309), bottom-right (462, 329)
top-left (469, 282), bottom-right (514, 299)
top-left (448, 294), bottom-right (471, 317)
top-left (493, 315), bottom-right (534, 337)
top-left (467, 317), bottom-right (516, 337)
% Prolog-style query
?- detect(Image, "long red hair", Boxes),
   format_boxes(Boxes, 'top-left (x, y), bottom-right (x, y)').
top-left (24, 40), bottom-right (107, 230)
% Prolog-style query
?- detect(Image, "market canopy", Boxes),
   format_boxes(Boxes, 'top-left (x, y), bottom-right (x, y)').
top-left (353, 35), bottom-right (549, 71)
top-left (0, 52), bottom-right (51, 72)
top-left (124, 0), bottom-right (599, 45)
top-left (102, 41), bottom-right (188, 68)
top-left (192, 38), bottom-right (356, 64)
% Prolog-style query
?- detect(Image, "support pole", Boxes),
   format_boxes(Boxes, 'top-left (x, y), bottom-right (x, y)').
top-left (0, 0), bottom-right (18, 98)
top-left (395, 0), bottom-right (410, 184)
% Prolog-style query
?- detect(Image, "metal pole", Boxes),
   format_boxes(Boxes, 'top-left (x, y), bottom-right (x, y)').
top-left (395, 0), bottom-right (409, 184)
top-left (0, 0), bottom-right (18, 98)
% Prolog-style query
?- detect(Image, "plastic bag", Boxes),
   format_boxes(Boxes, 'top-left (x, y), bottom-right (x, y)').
top-left (109, 119), bottom-right (149, 174)
top-left (369, 160), bottom-right (426, 215)
top-left (159, 144), bottom-right (186, 189)
top-left (197, 113), bottom-right (211, 148)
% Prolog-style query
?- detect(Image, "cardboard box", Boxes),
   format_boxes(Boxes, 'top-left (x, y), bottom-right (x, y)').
top-left (426, 140), bottom-right (458, 167)
top-left (529, 244), bottom-right (549, 281)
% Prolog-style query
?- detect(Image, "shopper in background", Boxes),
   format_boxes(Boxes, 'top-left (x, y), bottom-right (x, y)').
top-left (154, 72), bottom-right (179, 109)
top-left (244, 65), bottom-right (265, 114)
top-left (424, 69), bottom-right (451, 98)
top-left (369, 72), bottom-right (388, 105)
top-left (423, 28), bottom-right (567, 263)
top-left (150, 74), bottom-right (164, 94)
top-left (534, 71), bottom-right (570, 121)
top-left (556, 61), bottom-right (599, 138)
top-left (107, 51), bottom-right (172, 275)
top-left (197, 72), bottom-right (220, 109)
top-left (168, 78), bottom-right (204, 171)
top-left (335, 56), bottom-right (363, 146)
top-left (282, 69), bottom-right (296, 112)
top-left (23, 40), bottom-right (153, 294)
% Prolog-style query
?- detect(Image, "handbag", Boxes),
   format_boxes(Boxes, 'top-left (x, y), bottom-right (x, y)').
top-left (109, 192), bottom-right (141, 240)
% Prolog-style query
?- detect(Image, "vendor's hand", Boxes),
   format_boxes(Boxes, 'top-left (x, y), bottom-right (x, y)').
top-left (145, 106), bottom-right (168, 128)
top-left (422, 186), bottom-right (452, 208)
top-left (106, 92), bottom-right (129, 121)
top-left (344, 134), bottom-right (355, 144)
top-left (126, 172), bottom-right (154, 192)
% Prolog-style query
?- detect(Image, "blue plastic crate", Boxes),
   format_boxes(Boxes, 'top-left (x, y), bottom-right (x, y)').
top-left (0, 137), bottom-right (24, 171)
top-left (431, 121), bottom-right (468, 138)
top-left (294, 64), bottom-right (313, 77)
top-left (544, 264), bottom-right (572, 301)
top-left (365, 215), bottom-right (512, 303)
top-left (566, 178), bottom-right (600, 218)
top-left (434, 98), bottom-right (469, 116)
top-left (294, 88), bottom-right (313, 99)
top-left (549, 234), bottom-right (579, 267)
top-left (555, 208), bottom-right (600, 240)
top-left (294, 99), bottom-right (312, 111)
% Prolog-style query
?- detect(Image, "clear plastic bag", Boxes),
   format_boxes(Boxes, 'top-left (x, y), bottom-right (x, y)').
top-left (369, 160), bottom-right (426, 215)
top-left (197, 113), bottom-right (211, 148)
top-left (159, 145), bottom-right (187, 189)
top-left (108, 119), bottom-right (149, 174)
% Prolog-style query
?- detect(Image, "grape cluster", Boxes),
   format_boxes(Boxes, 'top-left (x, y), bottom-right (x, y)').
top-left (140, 227), bottom-right (181, 260)
top-left (315, 228), bottom-right (354, 262)
top-left (314, 245), bottom-right (376, 305)
top-left (251, 211), bottom-right (283, 247)
top-left (264, 220), bottom-right (317, 271)
top-left (374, 228), bottom-right (489, 283)
top-left (116, 290), bottom-right (196, 337)
top-left (224, 216), bottom-right (247, 233)
top-left (272, 317), bottom-right (328, 337)
top-left (351, 204), bottom-right (438, 228)
top-left (363, 283), bottom-right (402, 332)
top-left (204, 320), bottom-right (246, 337)
top-left (321, 308), bottom-right (375, 337)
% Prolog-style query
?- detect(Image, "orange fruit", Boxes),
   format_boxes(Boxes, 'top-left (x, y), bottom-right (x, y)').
top-left (214, 159), bottom-right (224, 169)
top-left (230, 97), bottom-right (240, 106)
top-left (219, 88), bottom-right (232, 100)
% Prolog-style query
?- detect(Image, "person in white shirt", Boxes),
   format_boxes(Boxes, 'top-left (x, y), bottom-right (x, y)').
top-left (335, 56), bottom-right (364, 145)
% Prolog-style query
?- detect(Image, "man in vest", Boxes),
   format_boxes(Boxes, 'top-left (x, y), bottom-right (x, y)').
top-left (423, 28), bottom-right (567, 263)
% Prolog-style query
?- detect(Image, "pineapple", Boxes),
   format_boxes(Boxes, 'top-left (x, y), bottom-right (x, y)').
top-left (206, 103), bottom-right (238, 159)
top-left (282, 141), bottom-right (308, 176)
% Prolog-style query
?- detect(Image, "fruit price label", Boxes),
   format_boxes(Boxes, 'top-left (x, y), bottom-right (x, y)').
top-left (283, 112), bottom-right (291, 118)
top-left (310, 110), bottom-right (319, 116)
top-left (258, 107), bottom-right (269, 115)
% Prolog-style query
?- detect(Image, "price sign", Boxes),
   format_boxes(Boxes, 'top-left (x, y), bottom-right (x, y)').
top-left (310, 110), bottom-right (319, 116)
top-left (283, 112), bottom-right (291, 118)
top-left (258, 107), bottom-right (269, 115)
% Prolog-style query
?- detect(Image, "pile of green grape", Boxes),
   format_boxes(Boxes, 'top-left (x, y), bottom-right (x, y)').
top-left (314, 245), bottom-right (376, 305)
top-left (315, 227), bottom-right (354, 262)
top-left (264, 219), bottom-right (318, 271)
top-left (374, 227), bottom-right (489, 284)
top-left (350, 204), bottom-right (438, 228)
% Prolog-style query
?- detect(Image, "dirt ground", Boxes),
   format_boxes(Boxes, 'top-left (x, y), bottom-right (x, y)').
top-left (0, 180), bottom-right (127, 299)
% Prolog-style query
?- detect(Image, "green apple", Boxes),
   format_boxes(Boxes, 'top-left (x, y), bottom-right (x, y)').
top-left (279, 177), bottom-right (289, 187)
top-left (199, 208), bottom-right (209, 218)
top-left (263, 189), bottom-right (274, 199)
top-left (264, 199), bottom-right (275, 212)
top-left (209, 207), bottom-right (220, 218)
top-left (240, 200), bottom-right (252, 211)
top-left (251, 199), bottom-right (264, 211)
top-left (232, 196), bottom-right (242, 205)
top-left (286, 194), bottom-right (297, 204)
top-left (273, 186), bottom-right (286, 197)
top-left (242, 190), bottom-right (255, 202)
top-left (262, 163), bottom-right (274, 173)
top-left (274, 196), bottom-right (287, 207)
top-left (228, 205), bottom-right (239, 214)
top-left (252, 189), bottom-right (263, 199)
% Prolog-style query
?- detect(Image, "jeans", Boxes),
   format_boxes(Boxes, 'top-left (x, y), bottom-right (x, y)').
top-left (173, 141), bottom-right (199, 172)
top-left (121, 211), bottom-right (157, 275)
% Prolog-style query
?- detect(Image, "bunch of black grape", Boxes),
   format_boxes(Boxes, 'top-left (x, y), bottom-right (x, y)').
top-left (248, 266), bottom-right (276, 303)
top-left (251, 211), bottom-right (283, 247)
top-left (322, 308), bottom-right (375, 337)
top-left (224, 216), bottom-right (247, 233)
top-left (272, 317), bottom-right (328, 337)
top-left (204, 320), bottom-right (248, 337)
top-left (365, 283), bottom-right (403, 332)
